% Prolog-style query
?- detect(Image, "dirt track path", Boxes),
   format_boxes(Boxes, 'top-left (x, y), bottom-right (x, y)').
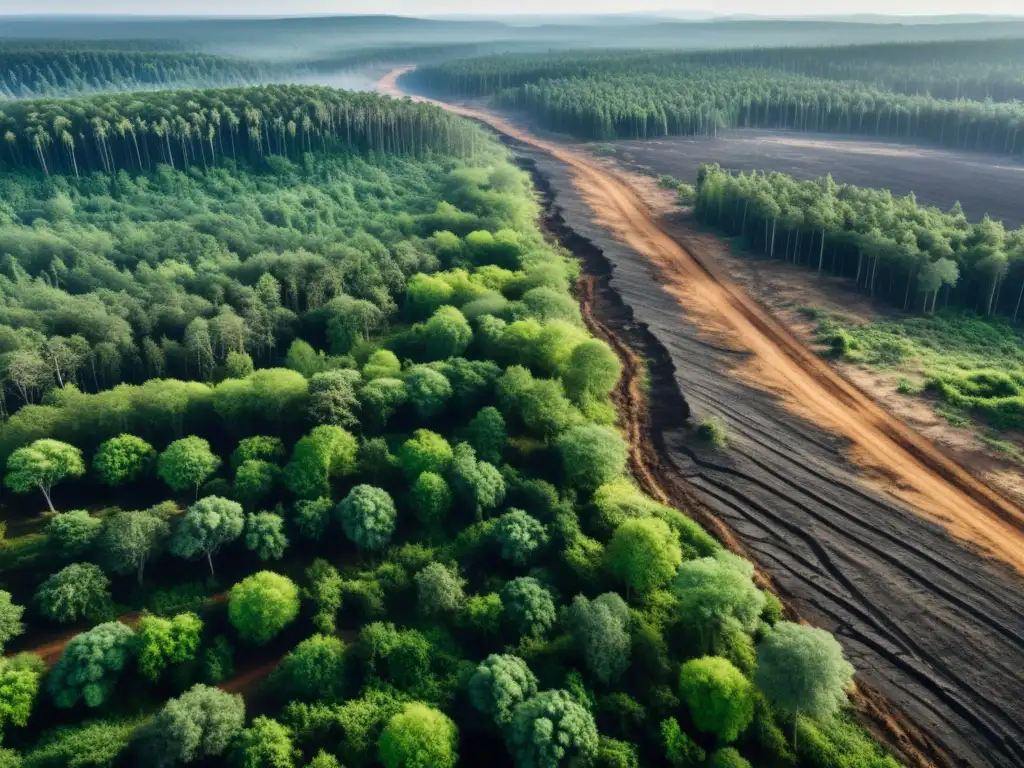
top-left (381, 66), bottom-right (1024, 573)
top-left (382, 68), bottom-right (1024, 768)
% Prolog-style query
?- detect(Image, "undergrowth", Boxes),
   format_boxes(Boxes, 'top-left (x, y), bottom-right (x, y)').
top-left (815, 311), bottom-right (1024, 433)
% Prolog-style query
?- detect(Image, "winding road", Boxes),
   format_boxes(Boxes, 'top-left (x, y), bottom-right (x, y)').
top-left (380, 67), bottom-right (1024, 768)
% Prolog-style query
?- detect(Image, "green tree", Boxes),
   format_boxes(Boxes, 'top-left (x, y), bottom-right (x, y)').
top-left (494, 509), bottom-right (548, 565)
top-left (48, 621), bottom-right (135, 708)
top-left (0, 653), bottom-right (43, 731)
top-left (308, 370), bottom-right (362, 429)
top-left (229, 571), bottom-right (301, 645)
top-left (92, 434), bottom-right (156, 486)
top-left (465, 406), bottom-right (507, 465)
top-left (5, 438), bottom-right (85, 512)
top-left (158, 436), bottom-right (222, 499)
top-left (337, 485), bottom-right (397, 553)
top-left (450, 442), bottom-right (505, 520)
top-left (234, 460), bottom-right (280, 509)
top-left (270, 634), bottom-right (346, 703)
top-left (419, 306), bottom-right (472, 360)
top-left (506, 690), bottom-right (599, 768)
top-left (231, 436), bottom-right (285, 470)
top-left (136, 684), bottom-right (245, 768)
top-left (468, 654), bottom-right (538, 726)
top-left (566, 593), bottom-right (631, 684)
top-left (304, 559), bottom-right (343, 634)
top-left (661, 717), bottom-right (706, 766)
top-left (404, 366), bottom-right (453, 419)
top-left (285, 339), bottom-right (330, 378)
top-left (502, 577), bottom-right (556, 638)
top-left (170, 495), bottom-right (245, 577)
top-left (379, 702), bottom-right (458, 768)
top-left (283, 425), bottom-right (358, 499)
top-left (359, 377), bottom-right (408, 430)
top-left (46, 509), bottom-right (102, 560)
top-left (225, 351), bottom-right (255, 378)
top-left (98, 509), bottom-right (170, 584)
top-left (605, 518), bottom-right (682, 597)
top-left (673, 554), bottom-right (766, 652)
top-left (363, 350), bottom-right (402, 380)
top-left (36, 562), bottom-right (112, 624)
top-left (233, 716), bottom-right (296, 768)
top-left (708, 748), bottom-right (752, 768)
top-left (678, 657), bottom-right (754, 744)
top-left (557, 424), bottom-right (628, 491)
top-left (398, 429), bottom-right (453, 480)
top-left (755, 622), bottom-right (854, 739)
top-left (410, 471), bottom-right (452, 532)
top-left (414, 562), bottom-right (465, 615)
top-left (245, 511), bottom-right (289, 560)
top-left (136, 612), bottom-right (204, 682)
top-left (0, 591), bottom-right (25, 654)
top-left (294, 497), bottom-right (334, 540)
top-left (360, 437), bottom-right (400, 484)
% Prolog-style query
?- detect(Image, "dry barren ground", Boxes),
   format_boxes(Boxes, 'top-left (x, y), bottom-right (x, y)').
top-left (608, 131), bottom-right (1024, 228)
top-left (381, 68), bottom-right (1024, 768)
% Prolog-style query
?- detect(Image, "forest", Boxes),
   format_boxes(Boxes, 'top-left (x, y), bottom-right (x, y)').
top-left (692, 165), bottom-right (1024, 430)
top-left (404, 42), bottom-right (1024, 152)
top-left (0, 81), bottom-right (898, 768)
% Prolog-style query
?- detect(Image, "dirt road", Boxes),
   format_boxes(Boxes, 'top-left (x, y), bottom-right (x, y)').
top-left (381, 68), bottom-right (1024, 767)
top-left (381, 67), bottom-right (1024, 571)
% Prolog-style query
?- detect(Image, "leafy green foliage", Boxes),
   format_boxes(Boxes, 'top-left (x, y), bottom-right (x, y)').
top-left (337, 485), bottom-right (397, 552)
top-left (506, 690), bottom-right (599, 768)
top-left (233, 716), bottom-right (297, 768)
top-left (48, 621), bottom-right (135, 708)
top-left (244, 511), bottom-right (289, 561)
top-left (673, 554), bottom-right (766, 652)
top-left (170, 496), bottom-right (245, 576)
top-left (284, 426), bottom-right (359, 499)
top-left (271, 634), bottom-right (347, 703)
top-left (404, 366), bottom-right (453, 419)
top-left (557, 424), bottom-right (628, 491)
top-left (35, 562), bottom-right (112, 624)
top-left (5, 439), bottom-right (85, 511)
top-left (304, 559), bottom-right (344, 634)
top-left (606, 518), bottom-right (682, 596)
top-left (364, 350), bottom-right (402, 381)
top-left (0, 653), bottom-right (42, 731)
top-left (411, 472), bottom-right (452, 531)
top-left (294, 497), bottom-right (334, 541)
top-left (678, 657), bottom-right (755, 744)
top-left (234, 460), bottom-right (281, 509)
top-left (135, 612), bottom-right (203, 682)
top-left (19, 717), bottom-right (141, 768)
top-left (567, 593), bottom-right (631, 683)
top-left (378, 703), bottom-right (458, 768)
top-left (92, 434), bottom-right (156, 486)
top-left (502, 577), bottom-right (556, 638)
top-left (398, 430), bottom-right (454, 480)
top-left (494, 509), bottom-right (548, 565)
top-left (0, 591), bottom-right (25, 654)
top-left (229, 571), bottom-right (300, 645)
top-left (136, 684), bottom-right (245, 768)
top-left (231, 437), bottom-right (286, 471)
top-left (756, 622), bottom-right (855, 722)
top-left (661, 717), bottom-right (706, 766)
top-left (468, 654), bottom-right (538, 727)
top-left (98, 510), bottom-right (170, 584)
top-left (158, 437), bottom-right (221, 497)
top-left (309, 371), bottom-right (363, 429)
top-left (450, 443), bottom-right (505, 520)
top-left (46, 509), bottom-right (102, 560)
top-left (465, 406), bottom-right (507, 464)
top-left (415, 563), bottom-right (465, 615)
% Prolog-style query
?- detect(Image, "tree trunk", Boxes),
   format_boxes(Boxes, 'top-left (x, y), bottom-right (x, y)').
top-left (138, 557), bottom-right (146, 585)
top-left (770, 218), bottom-right (777, 258)
top-left (206, 550), bottom-right (215, 578)
top-left (1013, 279), bottom-right (1024, 322)
top-left (39, 485), bottom-right (55, 513)
top-left (817, 228), bottom-right (825, 272)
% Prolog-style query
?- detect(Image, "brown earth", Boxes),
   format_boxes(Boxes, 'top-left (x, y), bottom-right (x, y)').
top-left (381, 67), bottom-right (1024, 768)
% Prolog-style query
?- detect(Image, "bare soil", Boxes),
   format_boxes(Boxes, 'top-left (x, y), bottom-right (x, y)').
top-left (607, 131), bottom-right (1024, 228)
top-left (381, 67), bottom-right (1024, 768)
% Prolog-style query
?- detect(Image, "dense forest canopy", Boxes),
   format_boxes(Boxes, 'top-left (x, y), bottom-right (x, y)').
top-left (0, 75), bottom-right (898, 768)
top-left (405, 42), bottom-right (1024, 154)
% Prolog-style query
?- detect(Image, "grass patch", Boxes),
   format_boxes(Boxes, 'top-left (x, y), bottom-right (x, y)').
top-left (587, 142), bottom-right (617, 156)
top-left (980, 434), bottom-right (1024, 464)
top-left (815, 311), bottom-right (1024, 433)
top-left (696, 418), bottom-right (729, 448)
top-left (896, 376), bottom-right (924, 395)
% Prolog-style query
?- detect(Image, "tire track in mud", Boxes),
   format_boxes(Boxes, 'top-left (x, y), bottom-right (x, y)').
top-left (380, 69), bottom-right (1024, 768)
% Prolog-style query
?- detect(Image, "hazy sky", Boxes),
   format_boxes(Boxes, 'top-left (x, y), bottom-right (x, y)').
top-left (5, 0), bottom-right (1024, 16)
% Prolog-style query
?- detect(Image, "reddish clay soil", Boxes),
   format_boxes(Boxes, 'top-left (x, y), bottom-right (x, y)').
top-left (381, 67), bottom-right (1024, 768)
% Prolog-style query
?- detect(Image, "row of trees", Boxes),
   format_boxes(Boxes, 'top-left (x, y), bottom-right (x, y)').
top-left (694, 164), bottom-right (1024, 320)
top-left (0, 84), bottom-right (489, 177)
top-left (0, 50), bottom-right (270, 100)
top-left (409, 40), bottom-right (1024, 103)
